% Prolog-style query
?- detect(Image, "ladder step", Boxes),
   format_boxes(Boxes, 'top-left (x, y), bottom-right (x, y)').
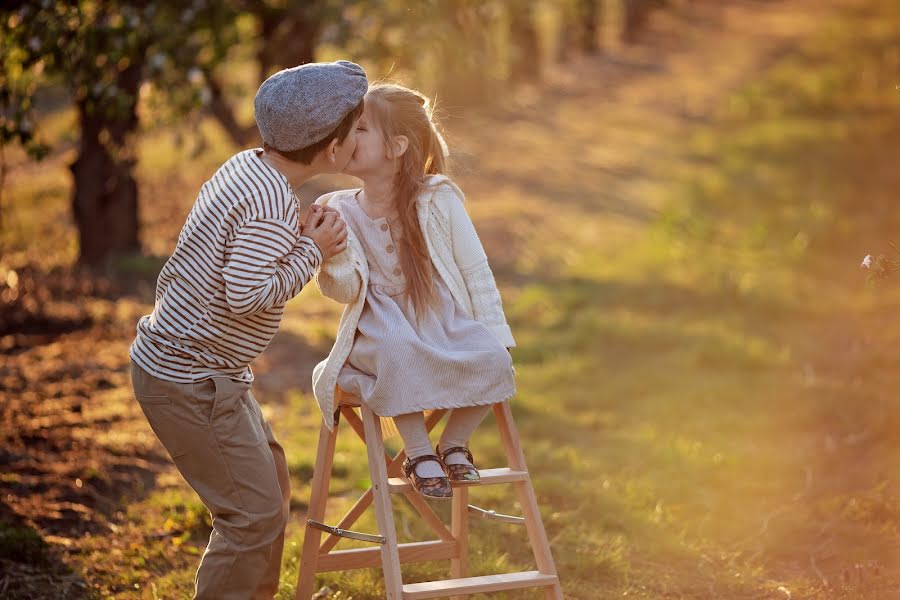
top-left (388, 467), bottom-right (528, 493)
top-left (402, 571), bottom-right (558, 599)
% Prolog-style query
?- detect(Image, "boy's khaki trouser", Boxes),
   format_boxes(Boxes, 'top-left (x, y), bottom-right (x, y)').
top-left (130, 361), bottom-right (290, 600)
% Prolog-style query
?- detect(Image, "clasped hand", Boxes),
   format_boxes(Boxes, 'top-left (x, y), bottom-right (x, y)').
top-left (301, 204), bottom-right (348, 259)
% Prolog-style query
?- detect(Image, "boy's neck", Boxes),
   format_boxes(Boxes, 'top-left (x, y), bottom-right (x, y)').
top-left (258, 149), bottom-right (322, 191)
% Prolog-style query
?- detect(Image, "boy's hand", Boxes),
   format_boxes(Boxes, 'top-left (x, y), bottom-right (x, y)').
top-left (302, 205), bottom-right (348, 259)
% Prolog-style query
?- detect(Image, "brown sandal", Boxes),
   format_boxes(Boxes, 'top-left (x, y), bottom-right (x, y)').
top-left (437, 445), bottom-right (481, 484)
top-left (402, 455), bottom-right (453, 500)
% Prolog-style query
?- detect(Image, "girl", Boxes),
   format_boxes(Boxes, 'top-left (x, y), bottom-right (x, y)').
top-left (311, 82), bottom-right (516, 500)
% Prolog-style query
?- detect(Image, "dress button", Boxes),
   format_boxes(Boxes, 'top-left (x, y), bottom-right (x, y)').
top-left (386, 244), bottom-right (395, 253)
top-left (380, 223), bottom-right (389, 232)
top-left (393, 267), bottom-right (402, 276)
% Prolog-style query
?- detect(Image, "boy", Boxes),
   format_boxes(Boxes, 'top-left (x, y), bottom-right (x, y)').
top-left (129, 60), bottom-right (367, 599)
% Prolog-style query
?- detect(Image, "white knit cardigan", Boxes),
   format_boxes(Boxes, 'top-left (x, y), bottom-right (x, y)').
top-left (311, 174), bottom-right (515, 431)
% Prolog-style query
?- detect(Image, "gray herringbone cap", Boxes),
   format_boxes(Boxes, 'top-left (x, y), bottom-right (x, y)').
top-left (254, 60), bottom-right (368, 152)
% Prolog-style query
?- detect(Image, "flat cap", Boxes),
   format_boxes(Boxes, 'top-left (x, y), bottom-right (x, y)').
top-left (254, 60), bottom-right (368, 153)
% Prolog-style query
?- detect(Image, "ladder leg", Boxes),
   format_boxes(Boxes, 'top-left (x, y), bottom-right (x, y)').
top-left (296, 413), bottom-right (340, 600)
top-left (361, 404), bottom-right (404, 599)
top-left (449, 483), bottom-right (470, 600)
top-left (494, 401), bottom-right (564, 600)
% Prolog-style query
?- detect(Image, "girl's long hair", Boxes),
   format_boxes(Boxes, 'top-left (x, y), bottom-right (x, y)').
top-left (366, 82), bottom-right (450, 322)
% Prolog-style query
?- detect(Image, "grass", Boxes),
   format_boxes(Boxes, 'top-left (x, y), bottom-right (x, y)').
top-left (4, 0), bottom-right (900, 598)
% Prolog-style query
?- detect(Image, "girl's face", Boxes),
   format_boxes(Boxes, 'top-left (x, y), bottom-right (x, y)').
top-left (343, 103), bottom-right (392, 179)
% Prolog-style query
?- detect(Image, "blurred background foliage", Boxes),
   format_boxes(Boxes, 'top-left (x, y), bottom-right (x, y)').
top-left (1, 0), bottom-right (660, 265)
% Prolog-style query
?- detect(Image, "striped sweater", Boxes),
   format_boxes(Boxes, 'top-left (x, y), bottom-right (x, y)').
top-left (130, 149), bottom-right (322, 384)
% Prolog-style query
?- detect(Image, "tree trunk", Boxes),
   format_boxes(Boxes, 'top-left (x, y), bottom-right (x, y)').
top-left (437, 3), bottom-right (496, 107)
top-left (556, 11), bottom-right (575, 63)
top-left (208, 5), bottom-right (321, 148)
top-left (509, 4), bottom-right (540, 84)
top-left (557, 0), bottom-right (601, 62)
top-left (581, 0), bottom-right (600, 54)
top-left (207, 74), bottom-right (259, 147)
top-left (70, 61), bottom-right (142, 266)
top-left (257, 6), bottom-right (319, 83)
top-left (622, 0), bottom-right (650, 44)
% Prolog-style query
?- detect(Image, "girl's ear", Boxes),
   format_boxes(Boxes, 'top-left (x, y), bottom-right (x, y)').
top-left (389, 135), bottom-right (409, 159)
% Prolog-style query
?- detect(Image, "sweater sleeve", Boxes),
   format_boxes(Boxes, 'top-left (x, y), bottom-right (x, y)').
top-left (222, 217), bottom-right (323, 317)
top-left (316, 246), bottom-right (361, 304)
top-left (443, 185), bottom-right (516, 348)
top-left (313, 193), bottom-right (362, 304)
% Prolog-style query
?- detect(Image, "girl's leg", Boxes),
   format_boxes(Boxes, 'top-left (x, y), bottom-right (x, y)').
top-left (438, 404), bottom-right (492, 466)
top-left (393, 412), bottom-right (445, 478)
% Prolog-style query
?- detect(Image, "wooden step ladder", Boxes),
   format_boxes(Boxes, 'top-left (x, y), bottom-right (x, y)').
top-left (294, 388), bottom-right (563, 599)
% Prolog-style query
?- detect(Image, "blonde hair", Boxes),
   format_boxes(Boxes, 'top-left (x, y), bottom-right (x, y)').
top-left (365, 82), bottom-right (450, 322)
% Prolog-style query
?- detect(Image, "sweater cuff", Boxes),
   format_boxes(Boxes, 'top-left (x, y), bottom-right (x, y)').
top-left (297, 235), bottom-right (324, 266)
top-left (489, 323), bottom-right (516, 348)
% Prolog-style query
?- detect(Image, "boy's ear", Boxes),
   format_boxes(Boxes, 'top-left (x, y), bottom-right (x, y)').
top-left (389, 135), bottom-right (409, 159)
top-left (326, 138), bottom-right (340, 165)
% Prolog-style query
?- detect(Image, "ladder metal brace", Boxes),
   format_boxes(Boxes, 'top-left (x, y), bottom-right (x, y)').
top-left (307, 519), bottom-right (386, 545)
top-left (467, 504), bottom-right (526, 525)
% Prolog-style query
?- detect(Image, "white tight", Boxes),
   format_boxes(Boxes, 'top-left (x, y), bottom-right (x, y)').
top-left (393, 405), bottom-right (492, 478)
